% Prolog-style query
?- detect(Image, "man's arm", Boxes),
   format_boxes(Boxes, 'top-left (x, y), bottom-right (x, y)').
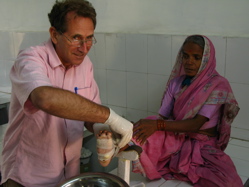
top-left (30, 86), bottom-right (133, 148)
top-left (30, 86), bottom-right (109, 123)
top-left (84, 122), bottom-right (95, 133)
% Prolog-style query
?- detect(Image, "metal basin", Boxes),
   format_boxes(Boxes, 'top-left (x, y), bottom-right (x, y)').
top-left (57, 172), bottom-right (129, 187)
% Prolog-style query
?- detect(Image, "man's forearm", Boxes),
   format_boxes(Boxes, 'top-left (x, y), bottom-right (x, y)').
top-left (30, 86), bottom-right (109, 123)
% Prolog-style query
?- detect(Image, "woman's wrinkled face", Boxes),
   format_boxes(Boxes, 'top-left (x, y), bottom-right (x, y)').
top-left (182, 42), bottom-right (204, 77)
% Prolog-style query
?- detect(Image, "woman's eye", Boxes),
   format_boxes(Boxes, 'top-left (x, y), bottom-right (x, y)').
top-left (183, 54), bottom-right (188, 59)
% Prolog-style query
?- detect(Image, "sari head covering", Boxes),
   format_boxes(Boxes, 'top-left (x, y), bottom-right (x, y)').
top-left (161, 35), bottom-right (239, 150)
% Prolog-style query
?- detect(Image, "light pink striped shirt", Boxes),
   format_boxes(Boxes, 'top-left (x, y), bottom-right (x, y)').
top-left (1, 39), bottom-right (100, 187)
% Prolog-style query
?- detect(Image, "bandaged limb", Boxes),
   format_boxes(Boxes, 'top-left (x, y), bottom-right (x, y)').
top-left (94, 123), bottom-right (114, 167)
top-left (96, 130), bottom-right (120, 167)
top-left (96, 130), bottom-right (143, 168)
top-left (95, 108), bottom-right (133, 167)
top-left (94, 123), bottom-right (122, 166)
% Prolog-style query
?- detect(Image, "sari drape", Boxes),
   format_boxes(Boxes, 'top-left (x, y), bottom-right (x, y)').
top-left (133, 35), bottom-right (243, 187)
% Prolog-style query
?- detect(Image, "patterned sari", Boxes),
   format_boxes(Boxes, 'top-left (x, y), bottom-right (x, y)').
top-left (133, 35), bottom-right (243, 187)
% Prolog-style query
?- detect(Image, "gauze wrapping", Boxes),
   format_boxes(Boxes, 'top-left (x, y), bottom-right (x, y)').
top-left (94, 123), bottom-right (120, 161)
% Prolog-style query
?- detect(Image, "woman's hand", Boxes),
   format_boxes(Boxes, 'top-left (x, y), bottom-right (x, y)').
top-left (133, 119), bottom-right (157, 145)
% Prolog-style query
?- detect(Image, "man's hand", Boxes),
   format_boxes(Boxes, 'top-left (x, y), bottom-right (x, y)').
top-left (104, 109), bottom-right (133, 148)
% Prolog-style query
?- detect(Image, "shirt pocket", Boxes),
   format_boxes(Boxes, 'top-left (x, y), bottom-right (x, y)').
top-left (74, 85), bottom-right (93, 100)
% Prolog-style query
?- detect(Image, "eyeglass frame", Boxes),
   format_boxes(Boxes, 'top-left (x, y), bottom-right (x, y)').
top-left (58, 31), bottom-right (97, 47)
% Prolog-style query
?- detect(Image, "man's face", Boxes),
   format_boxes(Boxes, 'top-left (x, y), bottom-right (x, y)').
top-left (52, 12), bottom-right (95, 69)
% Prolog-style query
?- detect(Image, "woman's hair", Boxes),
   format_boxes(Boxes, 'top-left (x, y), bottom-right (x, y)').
top-left (183, 35), bottom-right (205, 50)
top-left (48, 0), bottom-right (97, 33)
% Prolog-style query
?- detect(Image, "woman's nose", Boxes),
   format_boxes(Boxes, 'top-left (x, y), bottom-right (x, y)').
top-left (186, 57), bottom-right (194, 64)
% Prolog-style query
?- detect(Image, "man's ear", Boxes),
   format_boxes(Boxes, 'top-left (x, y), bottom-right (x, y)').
top-left (49, 27), bottom-right (58, 44)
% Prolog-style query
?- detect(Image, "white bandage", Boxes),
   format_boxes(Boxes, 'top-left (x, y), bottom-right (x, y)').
top-left (97, 137), bottom-right (115, 161)
top-left (94, 122), bottom-right (121, 162)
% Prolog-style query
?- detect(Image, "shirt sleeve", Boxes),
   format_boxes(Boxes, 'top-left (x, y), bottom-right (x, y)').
top-left (198, 104), bottom-right (222, 129)
top-left (158, 78), bottom-right (182, 118)
top-left (10, 48), bottom-right (53, 114)
top-left (198, 104), bottom-right (221, 119)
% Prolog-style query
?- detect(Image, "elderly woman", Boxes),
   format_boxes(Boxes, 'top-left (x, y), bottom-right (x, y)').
top-left (131, 35), bottom-right (243, 187)
top-left (96, 35), bottom-right (243, 186)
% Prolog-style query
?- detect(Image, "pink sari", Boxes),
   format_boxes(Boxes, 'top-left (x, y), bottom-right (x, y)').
top-left (133, 35), bottom-right (243, 187)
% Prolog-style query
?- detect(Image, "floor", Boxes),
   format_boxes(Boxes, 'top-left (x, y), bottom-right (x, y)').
top-left (1, 123), bottom-right (249, 186)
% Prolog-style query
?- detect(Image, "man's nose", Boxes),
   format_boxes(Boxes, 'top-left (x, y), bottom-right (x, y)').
top-left (78, 42), bottom-right (88, 53)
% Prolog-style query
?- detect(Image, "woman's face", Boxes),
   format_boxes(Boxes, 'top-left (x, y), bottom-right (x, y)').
top-left (182, 42), bottom-right (203, 77)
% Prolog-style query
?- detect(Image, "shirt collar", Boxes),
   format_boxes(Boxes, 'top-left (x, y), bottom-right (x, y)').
top-left (45, 38), bottom-right (64, 69)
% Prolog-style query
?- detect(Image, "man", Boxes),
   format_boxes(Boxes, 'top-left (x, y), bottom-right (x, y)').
top-left (0, 0), bottom-right (132, 186)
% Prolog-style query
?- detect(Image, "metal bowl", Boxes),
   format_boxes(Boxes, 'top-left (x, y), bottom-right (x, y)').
top-left (57, 172), bottom-right (129, 187)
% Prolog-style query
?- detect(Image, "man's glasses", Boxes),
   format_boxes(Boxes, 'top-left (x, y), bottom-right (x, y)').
top-left (59, 31), bottom-right (97, 47)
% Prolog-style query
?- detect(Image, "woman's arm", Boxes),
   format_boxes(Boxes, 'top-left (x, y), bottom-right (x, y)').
top-left (158, 114), bottom-right (208, 132)
top-left (133, 114), bottom-right (208, 145)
